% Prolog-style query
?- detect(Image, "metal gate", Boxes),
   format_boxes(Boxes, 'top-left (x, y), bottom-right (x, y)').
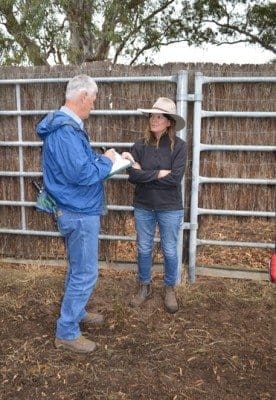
top-left (0, 71), bottom-right (275, 281)
top-left (189, 73), bottom-right (276, 282)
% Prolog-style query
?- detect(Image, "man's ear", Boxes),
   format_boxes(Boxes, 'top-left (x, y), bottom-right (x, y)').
top-left (80, 91), bottom-right (87, 102)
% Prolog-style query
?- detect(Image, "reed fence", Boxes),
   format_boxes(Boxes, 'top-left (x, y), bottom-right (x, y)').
top-left (0, 62), bottom-right (275, 276)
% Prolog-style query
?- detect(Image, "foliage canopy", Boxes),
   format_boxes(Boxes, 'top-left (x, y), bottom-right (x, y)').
top-left (0, 0), bottom-right (275, 66)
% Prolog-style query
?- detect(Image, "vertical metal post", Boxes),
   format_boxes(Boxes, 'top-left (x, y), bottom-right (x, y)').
top-left (176, 70), bottom-right (188, 283)
top-left (188, 72), bottom-right (203, 283)
top-left (16, 84), bottom-right (26, 230)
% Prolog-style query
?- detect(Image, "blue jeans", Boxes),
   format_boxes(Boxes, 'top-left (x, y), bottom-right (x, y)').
top-left (134, 208), bottom-right (183, 286)
top-left (55, 210), bottom-right (100, 340)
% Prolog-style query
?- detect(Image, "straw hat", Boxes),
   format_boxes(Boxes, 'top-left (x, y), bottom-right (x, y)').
top-left (138, 97), bottom-right (185, 131)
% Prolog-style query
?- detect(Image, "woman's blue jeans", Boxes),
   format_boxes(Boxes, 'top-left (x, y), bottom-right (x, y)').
top-left (134, 208), bottom-right (183, 286)
top-left (55, 210), bottom-right (100, 340)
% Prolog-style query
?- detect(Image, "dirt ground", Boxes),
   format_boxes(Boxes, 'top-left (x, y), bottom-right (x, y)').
top-left (0, 262), bottom-right (274, 400)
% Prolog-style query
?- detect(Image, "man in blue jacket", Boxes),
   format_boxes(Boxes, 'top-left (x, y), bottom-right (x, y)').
top-left (36, 75), bottom-right (116, 353)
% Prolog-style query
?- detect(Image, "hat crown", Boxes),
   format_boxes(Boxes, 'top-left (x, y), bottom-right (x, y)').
top-left (152, 97), bottom-right (176, 115)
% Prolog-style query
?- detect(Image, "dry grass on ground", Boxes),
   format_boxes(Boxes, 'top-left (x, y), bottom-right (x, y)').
top-left (0, 263), bottom-right (274, 400)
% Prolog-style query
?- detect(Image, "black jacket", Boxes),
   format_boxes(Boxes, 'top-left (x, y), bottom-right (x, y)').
top-left (128, 134), bottom-right (186, 210)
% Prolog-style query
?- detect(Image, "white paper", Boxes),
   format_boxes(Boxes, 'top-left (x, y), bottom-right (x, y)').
top-left (107, 151), bottom-right (132, 178)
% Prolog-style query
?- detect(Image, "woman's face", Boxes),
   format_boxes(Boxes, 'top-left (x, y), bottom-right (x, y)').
top-left (149, 113), bottom-right (171, 136)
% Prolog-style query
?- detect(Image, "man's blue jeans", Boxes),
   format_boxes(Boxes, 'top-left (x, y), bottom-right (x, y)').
top-left (55, 210), bottom-right (100, 340)
top-left (134, 208), bottom-right (183, 286)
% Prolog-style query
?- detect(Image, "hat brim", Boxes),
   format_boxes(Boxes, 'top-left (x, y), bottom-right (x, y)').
top-left (137, 108), bottom-right (185, 131)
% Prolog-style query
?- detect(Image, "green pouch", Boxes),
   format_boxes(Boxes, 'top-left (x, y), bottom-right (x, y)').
top-left (35, 188), bottom-right (57, 214)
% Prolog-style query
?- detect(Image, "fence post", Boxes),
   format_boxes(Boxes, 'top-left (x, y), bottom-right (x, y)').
top-left (15, 83), bottom-right (27, 230)
top-left (188, 72), bottom-right (203, 283)
top-left (176, 70), bottom-right (188, 283)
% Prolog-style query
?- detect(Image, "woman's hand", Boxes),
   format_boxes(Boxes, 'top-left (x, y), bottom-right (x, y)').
top-left (121, 152), bottom-right (135, 164)
top-left (158, 169), bottom-right (171, 178)
top-left (132, 161), bottom-right (142, 170)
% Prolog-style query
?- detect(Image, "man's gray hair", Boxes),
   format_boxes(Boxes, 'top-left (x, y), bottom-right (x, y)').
top-left (66, 75), bottom-right (98, 100)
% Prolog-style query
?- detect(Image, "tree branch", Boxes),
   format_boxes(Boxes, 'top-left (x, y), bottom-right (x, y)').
top-left (113, 0), bottom-right (175, 63)
top-left (0, 3), bottom-right (48, 65)
top-left (203, 18), bottom-right (276, 54)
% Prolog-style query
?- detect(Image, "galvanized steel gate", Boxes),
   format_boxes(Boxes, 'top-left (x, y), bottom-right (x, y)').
top-left (189, 73), bottom-right (276, 282)
top-left (0, 72), bottom-right (275, 281)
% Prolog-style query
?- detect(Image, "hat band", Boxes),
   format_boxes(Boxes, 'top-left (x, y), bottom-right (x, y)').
top-left (152, 107), bottom-right (175, 114)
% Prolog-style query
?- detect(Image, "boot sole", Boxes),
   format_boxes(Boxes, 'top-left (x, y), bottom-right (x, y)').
top-left (55, 341), bottom-right (97, 353)
top-left (164, 305), bottom-right (178, 314)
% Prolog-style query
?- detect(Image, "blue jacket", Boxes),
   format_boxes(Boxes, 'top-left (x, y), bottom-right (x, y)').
top-left (36, 111), bottom-right (112, 215)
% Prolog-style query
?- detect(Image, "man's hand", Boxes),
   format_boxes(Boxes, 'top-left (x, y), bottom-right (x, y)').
top-left (104, 148), bottom-right (116, 163)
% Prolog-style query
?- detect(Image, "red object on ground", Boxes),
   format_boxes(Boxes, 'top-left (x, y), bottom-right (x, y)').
top-left (269, 252), bottom-right (276, 283)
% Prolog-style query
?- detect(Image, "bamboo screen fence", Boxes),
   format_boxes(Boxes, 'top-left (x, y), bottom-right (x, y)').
top-left (0, 62), bottom-right (275, 272)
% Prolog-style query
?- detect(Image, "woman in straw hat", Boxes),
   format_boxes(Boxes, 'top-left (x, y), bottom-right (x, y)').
top-left (128, 97), bottom-right (186, 313)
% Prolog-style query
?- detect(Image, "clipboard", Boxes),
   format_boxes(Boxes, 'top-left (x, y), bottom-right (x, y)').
top-left (105, 151), bottom-right (133, 179)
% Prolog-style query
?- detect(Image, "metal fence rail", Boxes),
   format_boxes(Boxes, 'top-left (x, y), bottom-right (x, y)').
top-left (0, 72), bottom-right (190, 282)
top-left (188, 72), bottom-right (276, 283)
top-left (0, 72), bottom-right (275, 282)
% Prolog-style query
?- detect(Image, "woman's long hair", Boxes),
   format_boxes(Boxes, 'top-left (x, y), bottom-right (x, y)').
top-left (143, 115), bottom-right (176, 151)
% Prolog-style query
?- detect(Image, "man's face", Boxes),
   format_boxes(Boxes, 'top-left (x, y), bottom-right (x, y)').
top-left (81, 91), bottom-right (97, 119)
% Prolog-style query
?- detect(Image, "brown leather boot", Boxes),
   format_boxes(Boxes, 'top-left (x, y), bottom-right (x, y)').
top-left (164, 286), bottom-right (178, 314)
top-left (130, 284), bottom-right (152, 308)
top-left (81, 312), bottom-right (104, 325)
top-left (55, 335), bottom-right (97, 353)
